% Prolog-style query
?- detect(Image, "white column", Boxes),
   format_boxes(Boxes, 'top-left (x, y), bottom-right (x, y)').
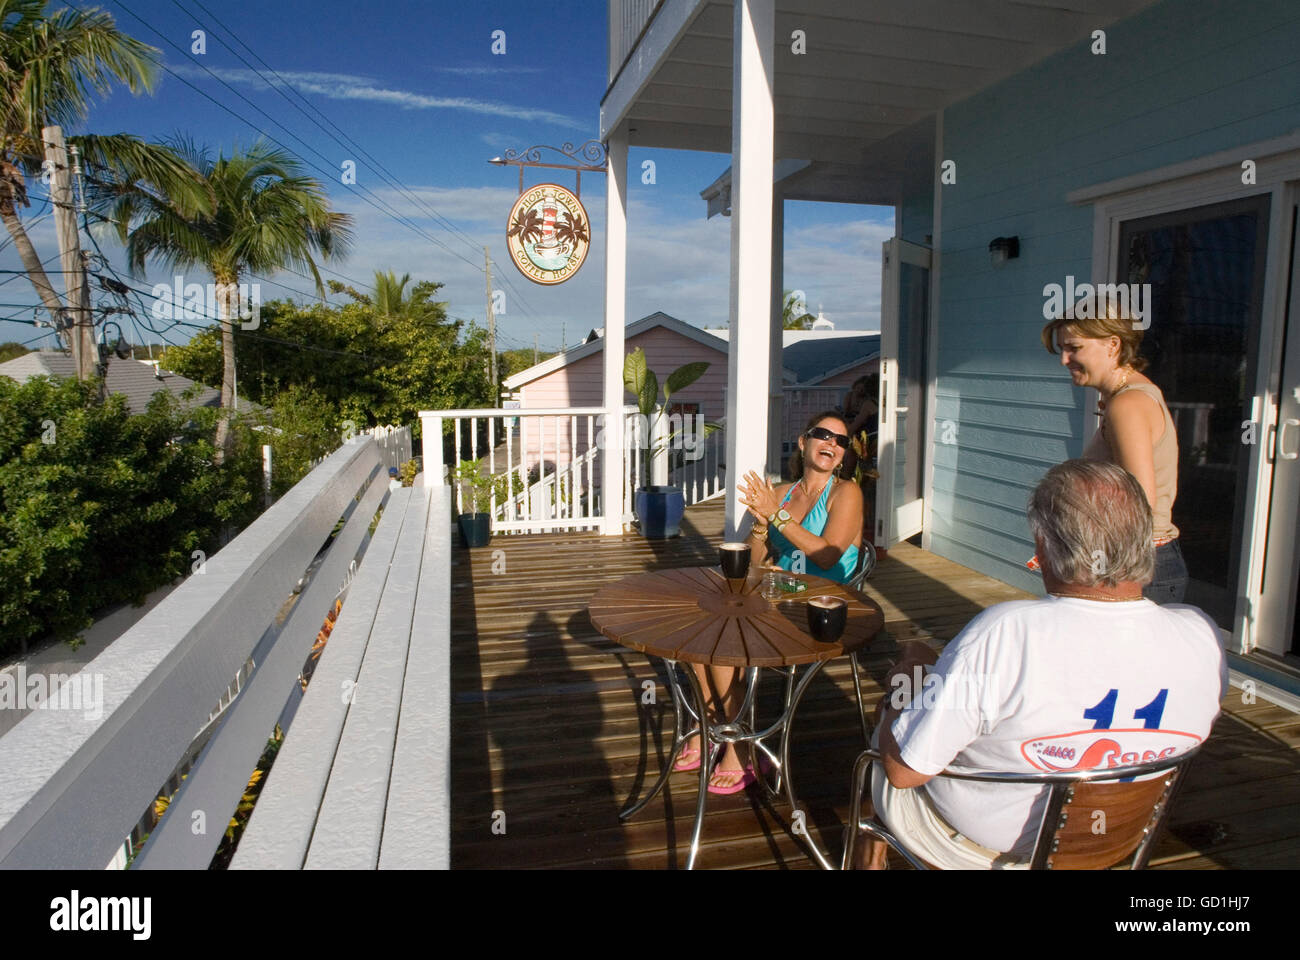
top-left (601, 127), bottom-right (629, 535)
top-left (420, 412), bottom-right (444, 488)
top-left (724, 0), bottom-right (775, 539)
top-left (921, 110), bottom-right (944, 551)
top-left (769, 188), bottom-right (785, 476)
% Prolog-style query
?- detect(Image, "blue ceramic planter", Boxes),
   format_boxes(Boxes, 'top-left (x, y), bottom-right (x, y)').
top-left (457, 513), bottom-right (490, 548)
top-left (635, 485), bottom-right (685, 539)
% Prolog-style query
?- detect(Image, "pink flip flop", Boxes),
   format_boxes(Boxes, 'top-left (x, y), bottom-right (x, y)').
top-left (673, 745), bottom-right (702, 772)
top-left (707, 764), bottom-right (758, 795)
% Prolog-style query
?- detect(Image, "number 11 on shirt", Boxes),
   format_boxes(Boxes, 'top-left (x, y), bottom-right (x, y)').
top-left (1084, 688), bottom-right (1169, 729)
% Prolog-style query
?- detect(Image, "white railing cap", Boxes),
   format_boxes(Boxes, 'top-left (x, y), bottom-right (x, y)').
top-left (418, 406), bottom-right (639, 418)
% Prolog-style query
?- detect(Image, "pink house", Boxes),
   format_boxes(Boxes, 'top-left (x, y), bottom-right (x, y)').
top-left (501, 312), bottom-right (879, 487)
top-left (498, 313), bottom-right (726, 489)
top-left (506, 311), bottom-right (730, 425)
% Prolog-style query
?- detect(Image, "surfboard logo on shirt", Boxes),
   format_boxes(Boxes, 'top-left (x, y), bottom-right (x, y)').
top-left (1020, 729), bottom-right (1202, 772)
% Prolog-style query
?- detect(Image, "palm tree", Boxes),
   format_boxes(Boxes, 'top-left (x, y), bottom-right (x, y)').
top-left (0, 0), bottom-right (179, 331)
top-left (782, 289), bottom-right (815, 330)
top-left (107, 138), bottom-right (353, 460)
top-left (372, 269), bottom-right (412, 319)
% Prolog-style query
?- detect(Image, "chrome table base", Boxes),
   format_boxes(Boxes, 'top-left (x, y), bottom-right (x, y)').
top-left (619, 652), bottom-right (870, 870)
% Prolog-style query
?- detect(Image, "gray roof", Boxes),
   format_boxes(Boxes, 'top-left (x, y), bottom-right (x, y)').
top-left (781, 335), bottom-right (880, 385)
top-left (0, 351), bottom-right (221, 415)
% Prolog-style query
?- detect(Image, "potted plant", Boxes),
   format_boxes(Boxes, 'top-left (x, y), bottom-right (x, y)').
top-left (624, 347), bottom-right (718, 538)
top-left (452, 458), bottom-right (494, 547)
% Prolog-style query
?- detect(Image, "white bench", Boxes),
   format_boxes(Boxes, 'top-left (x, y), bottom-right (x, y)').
top-left (232, 482), bottom-right (452, 869)
top-left (0, 437), bottom-right (451, 870)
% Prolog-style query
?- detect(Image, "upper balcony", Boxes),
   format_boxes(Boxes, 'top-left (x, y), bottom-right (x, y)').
top-left (609, 0), bottom-right (664, 85)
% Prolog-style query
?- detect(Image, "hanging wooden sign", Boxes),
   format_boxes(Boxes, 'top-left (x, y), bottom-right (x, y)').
top-left (505, 182), bottom-right (591, 285)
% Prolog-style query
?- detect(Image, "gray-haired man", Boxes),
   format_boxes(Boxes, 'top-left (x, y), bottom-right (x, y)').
top-left (856, 459), bottom-right (1226, 869)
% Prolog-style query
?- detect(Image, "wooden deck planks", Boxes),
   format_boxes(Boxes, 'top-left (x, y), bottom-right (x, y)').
top-left (449, 499), bottom-right (1300, 870)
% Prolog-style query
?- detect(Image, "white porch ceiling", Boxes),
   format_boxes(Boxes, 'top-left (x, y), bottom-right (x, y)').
top-left (603, 0), bottom-right (1162, 202)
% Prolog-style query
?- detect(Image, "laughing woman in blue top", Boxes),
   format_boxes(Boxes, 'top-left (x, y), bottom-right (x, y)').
top-left (677, 411), bottom-right (863, 796)
top-left (743, 411), bottom-right (863, 582)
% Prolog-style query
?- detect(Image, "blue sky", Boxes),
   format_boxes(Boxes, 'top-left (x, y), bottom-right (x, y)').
top-left (1, 0), bottom-right (892, 354)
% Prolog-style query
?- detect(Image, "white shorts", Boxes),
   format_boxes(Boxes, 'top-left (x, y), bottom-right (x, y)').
top-left (871, 764), bottom-right (1030, 871)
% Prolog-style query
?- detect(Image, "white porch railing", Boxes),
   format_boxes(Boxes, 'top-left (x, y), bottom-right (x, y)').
top-left (609, 0), bottom-right (662, 83)
top-left (0, 437), bottom-right (450, 869)
top-left (309, 424), bottom-right (412, 473)
top-left (421, 406), bottom-right (643, 535)
top-left (668, 415), bottom-right (727, 504)
top-left (419, 406), bottom-right (728, 535)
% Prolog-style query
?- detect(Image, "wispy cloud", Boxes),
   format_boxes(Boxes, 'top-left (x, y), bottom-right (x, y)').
top-left (168, 65), bottom-right (583, 127)
top-left (431, 65), bottom-right (545, 77)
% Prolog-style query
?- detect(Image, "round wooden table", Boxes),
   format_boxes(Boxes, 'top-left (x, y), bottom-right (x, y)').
top-left (588, 565), bottom-right (885, 869)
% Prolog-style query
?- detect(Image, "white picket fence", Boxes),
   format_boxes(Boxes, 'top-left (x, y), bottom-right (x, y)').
top-left (667, 415), bottom-right (726, 504)
top-left (421, 407), bottom-right (633, 534)
top-left (309, 425), bottom-right (412, 473)
top-left (418, 407), bottom-right (729, 536)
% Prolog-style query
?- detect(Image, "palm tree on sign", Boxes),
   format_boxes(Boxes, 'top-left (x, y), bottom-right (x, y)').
top-left (0, 0), bottom-right (207, 338)
top-left (104, 138), bottom-right (353, 460)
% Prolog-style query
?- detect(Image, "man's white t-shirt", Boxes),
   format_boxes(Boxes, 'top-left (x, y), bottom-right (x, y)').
top-left (889, 596), bottom-right (1227, 855)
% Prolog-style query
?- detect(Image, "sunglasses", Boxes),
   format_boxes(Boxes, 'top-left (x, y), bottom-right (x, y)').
top-left (805, 426), bottom-right (850, 449)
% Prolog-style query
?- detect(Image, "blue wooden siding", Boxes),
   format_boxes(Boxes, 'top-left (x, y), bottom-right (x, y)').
top-left (900, 192), bottom-right (932, 246)
top-left (921, 0), bottom-right (1300, 592)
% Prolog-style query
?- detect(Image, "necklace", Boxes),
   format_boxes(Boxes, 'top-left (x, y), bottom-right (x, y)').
top-left (799, 475), bottom-right (830, 502)
top-left (1050, 591), bottom-right (1143, 603)
top-left (1097, 367), bottom-right (1131, 415)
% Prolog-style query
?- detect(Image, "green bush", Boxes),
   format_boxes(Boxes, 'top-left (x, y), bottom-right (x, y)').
top-left (233, 385), bottom-right (344, 499)
top-left (0, 375), bottom-right (260, 656)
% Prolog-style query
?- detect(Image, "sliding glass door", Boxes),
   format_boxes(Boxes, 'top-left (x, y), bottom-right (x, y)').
top-left (1116, 195), bottom-right (1271, 629)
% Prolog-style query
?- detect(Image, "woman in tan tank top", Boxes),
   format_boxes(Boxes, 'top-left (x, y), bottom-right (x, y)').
top-left (1041, 300), bottom-right (1187, 604)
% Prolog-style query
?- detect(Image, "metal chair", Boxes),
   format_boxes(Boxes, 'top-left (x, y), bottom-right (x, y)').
top-left (842, 744), bottom-right (1203, 870)
top-left (847, 537), bottom-right (877, 589)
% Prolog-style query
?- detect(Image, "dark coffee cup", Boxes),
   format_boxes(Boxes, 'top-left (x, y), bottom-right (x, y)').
top-left (806, 595), bottom-right (847, 643)
top-left (719, 542), bottom-right (751, 581)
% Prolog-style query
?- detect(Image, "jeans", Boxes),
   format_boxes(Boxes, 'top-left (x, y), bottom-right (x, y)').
top-left (1144, 539), bottom-right (1188, 605)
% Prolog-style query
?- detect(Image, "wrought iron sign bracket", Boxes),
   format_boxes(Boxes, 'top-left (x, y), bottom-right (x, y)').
top-left (488, 140), bottom-right (607, 197)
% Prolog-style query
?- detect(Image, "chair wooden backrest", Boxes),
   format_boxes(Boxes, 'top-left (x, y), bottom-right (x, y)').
top-left (1029, 769), bottom-right (1182, 870)
top-left (846, 745), bottom-right (1202, 870)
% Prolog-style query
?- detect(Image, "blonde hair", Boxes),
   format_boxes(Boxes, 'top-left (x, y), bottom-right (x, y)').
top-left (1041, 295), bottom-right (1148, 373)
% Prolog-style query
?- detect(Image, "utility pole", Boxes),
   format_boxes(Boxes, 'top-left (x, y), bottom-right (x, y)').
top-left (533, 333), bottom-right (539, 366)
top-left (484, 246), bottom-right (497, 401)
top-left (43, 126), bottom-right (93, 381)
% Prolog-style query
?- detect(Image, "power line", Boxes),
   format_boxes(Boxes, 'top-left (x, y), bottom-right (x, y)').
top-left (19, 329), bottom-right (59, 348)
top-left (174, 0), bottom-right (551, 334)
top-left (9, 23), bottom-right (549, 331)
top-left (0, 249), bottom-right (63, 288)
top-left (174, 0), bottom-right (492, 264)
top-left (108, 0), bottom-right (489, 278)
top-left (73, 263), bottom-right (415, 365)
top-left (152, 0), bottom-right (548, 327)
